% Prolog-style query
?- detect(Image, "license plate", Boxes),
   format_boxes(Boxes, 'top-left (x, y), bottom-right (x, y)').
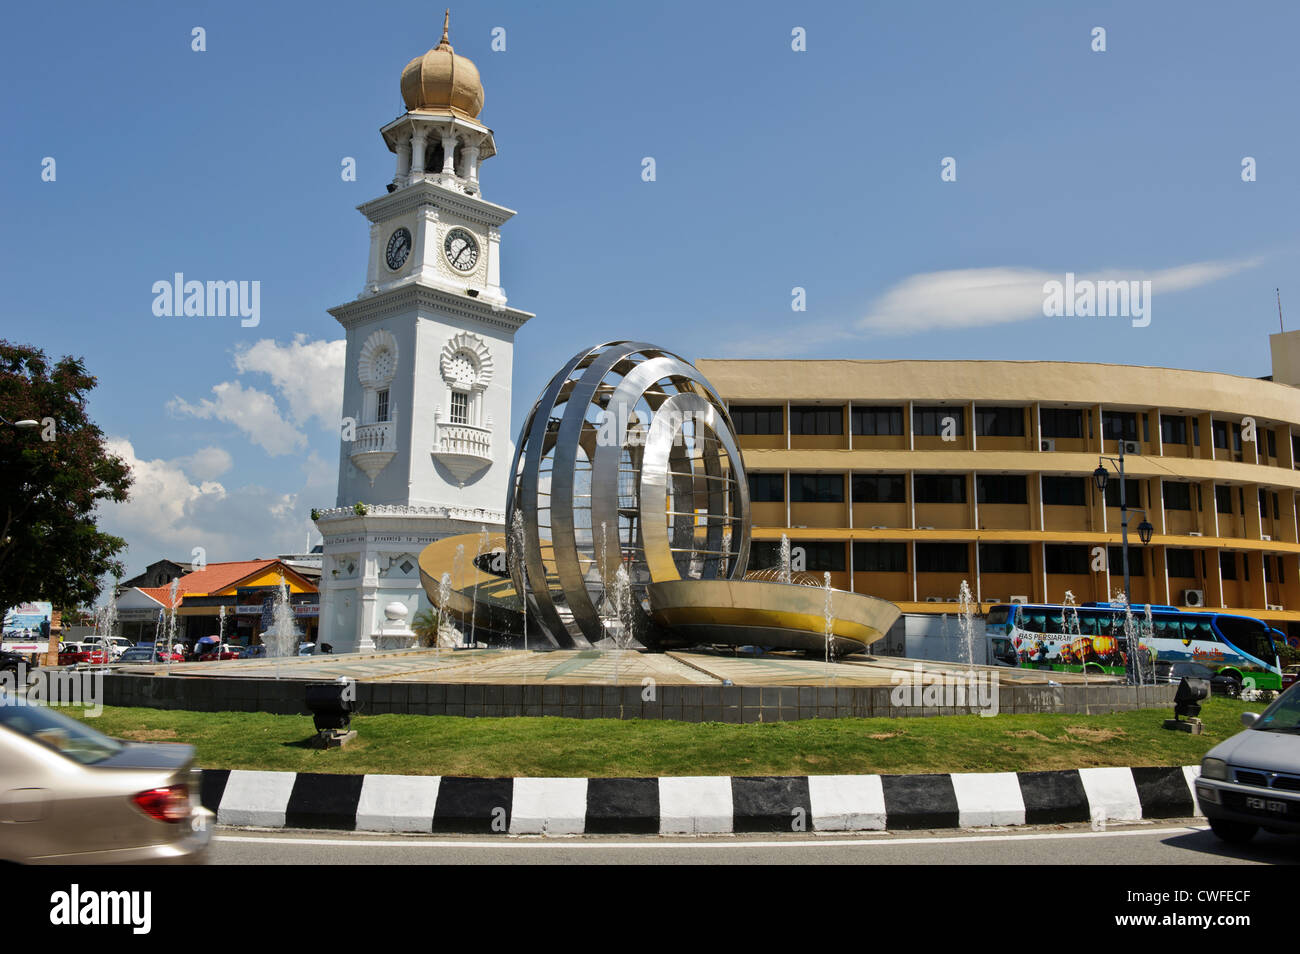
top-left (1245, 796), bottom-right (1289, 814)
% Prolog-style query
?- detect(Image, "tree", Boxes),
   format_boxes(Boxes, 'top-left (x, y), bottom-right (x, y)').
top-left (411, 608), bottom-right (439, 647)
top-left (0, 340), bottom-right (132, 614)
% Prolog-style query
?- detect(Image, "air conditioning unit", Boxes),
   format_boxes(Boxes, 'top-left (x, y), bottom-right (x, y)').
top-left (870, 525), bottom-right (887, 530)
top-left (983, 597), bottom-right (1001, 605)
top-left (918, 526), bottom-right (935, 531)
top-left (945, 598), bottom-right (959, 603)
top-left (1009, 595), bottom-right (1029, 604)
top-left (1186, 531), bottom-right (1202, 537)
top-left (1122, 440), bottom-right (1141, 455)
top-left (1261, 534), bottom-right (1272, 541)
top-left (1183, 589), bottom-right (1205, 608)
top-left (1040, 439), bottom-right (1056, 452)
top-left (1267, 604), bottom-right (1284, 612)
top-left (924, 596), bottom-right (943, 603)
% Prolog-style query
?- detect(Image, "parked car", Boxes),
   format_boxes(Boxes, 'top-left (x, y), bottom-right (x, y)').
top-left (297, 642), bottom-right (317, 656)
top-left (117, 647), bottom-right (155, 664)
top-left (1282, 665), bottom-right (1300, 691)
top-left (154, 648), bottom-right (185, 663)
top-left (1195, 683), bottom-right (1300, 844)
top-left (238, 645), bottom-right (266, 659)
top-left (1154, 661), bottom-right (1241, 696)
top-left (0, 650), bottom-right (37, 680)
top-left (84, 636), bottom-right (133, 660)
top-left (198, 643), bottom-right (241, 662)
top-left (56, 643), bottom-right (109, 666)
top-left (0, 697), bottom-right (212, 863)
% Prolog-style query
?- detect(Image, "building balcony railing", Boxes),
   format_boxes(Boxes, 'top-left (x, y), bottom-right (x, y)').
top-left (352, 420), bottom-right (395, 455)
top-left (433, 421), bottom-right (493, 486)
top-left (350, 419), bottom-right (397, 485)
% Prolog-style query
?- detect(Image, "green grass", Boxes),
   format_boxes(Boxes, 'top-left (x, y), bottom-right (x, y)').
top-left (58, 697), bottom-right (1262, 778)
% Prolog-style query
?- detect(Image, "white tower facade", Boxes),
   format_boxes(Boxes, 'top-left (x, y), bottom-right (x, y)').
top-left (314, 18), bottom-right (531, 653)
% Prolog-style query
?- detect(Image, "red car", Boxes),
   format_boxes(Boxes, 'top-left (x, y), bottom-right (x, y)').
top-left (197, 643), bottom-right (241, 661)
top-left (153, 648), bottom-right (185, 663)
top-left (1282, 666), bottom-right (1300, 690)
top-left (56, 643), bottom-right (109, 665)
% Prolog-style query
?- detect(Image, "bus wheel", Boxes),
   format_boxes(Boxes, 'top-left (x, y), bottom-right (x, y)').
top-left (1208, 818), bottom-right (1257, 844)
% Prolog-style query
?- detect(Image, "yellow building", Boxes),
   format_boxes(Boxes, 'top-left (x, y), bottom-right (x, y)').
top-left (699, 333), bottom-right (1300, 640)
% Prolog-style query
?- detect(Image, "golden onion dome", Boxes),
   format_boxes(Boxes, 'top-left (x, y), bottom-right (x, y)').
top-left (400, 10), bottom-right (484, 120)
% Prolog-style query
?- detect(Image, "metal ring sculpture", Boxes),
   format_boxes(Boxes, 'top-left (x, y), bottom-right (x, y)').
top-left (505, 342), bottom-right (751, 648)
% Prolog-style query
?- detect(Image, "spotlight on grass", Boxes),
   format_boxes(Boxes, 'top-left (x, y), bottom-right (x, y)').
top-left (1163, 676), bottom-right (1209, 735)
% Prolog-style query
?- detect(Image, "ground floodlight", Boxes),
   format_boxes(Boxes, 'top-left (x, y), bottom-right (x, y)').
top-left (1174, 676), bottom-right (1209, 720)
top-left (306, 681), bottom-right (355, 747)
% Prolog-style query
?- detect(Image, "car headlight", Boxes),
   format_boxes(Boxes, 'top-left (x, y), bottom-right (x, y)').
top-left (1201, 757), bottom-right (1230, 781)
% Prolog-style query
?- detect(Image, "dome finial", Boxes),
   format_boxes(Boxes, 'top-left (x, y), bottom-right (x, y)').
top-left (439, 8), bottom-right (451, 49)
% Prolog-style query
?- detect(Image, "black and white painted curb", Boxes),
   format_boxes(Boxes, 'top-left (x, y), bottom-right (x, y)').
top-left (199, 765), bottom-right (1203, 835)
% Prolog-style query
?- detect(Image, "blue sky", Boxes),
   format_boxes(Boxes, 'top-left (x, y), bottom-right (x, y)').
top-left (2, 0), bottom-right (1297, 576)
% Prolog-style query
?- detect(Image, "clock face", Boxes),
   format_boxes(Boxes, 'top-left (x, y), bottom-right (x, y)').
top-left (385, 228), bottom-right (412, 271)
top-left (443, 228), bottom-right (479, 272)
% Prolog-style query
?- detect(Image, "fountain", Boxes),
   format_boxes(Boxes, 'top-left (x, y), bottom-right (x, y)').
top-left (469, 526), bottom-right (489, 648)
top-left (436, 572), bottom-right (454, 648)
top-left (165, 579), bottom-right (180, 675)
top-left (217, 605), bottom-right (226, 649)
top-left (452, 544), bottom-right (466, 646)
top-left (261, 575), bottom-right (300, 679)
top-left (779, 534), bottom-right (792, 584)
top-left (822, 571), bottom-right (834, 684)
top-left (1061, 590), bottom-right (1088, 713)
top-left (957, 580), bottom-right (976, 665)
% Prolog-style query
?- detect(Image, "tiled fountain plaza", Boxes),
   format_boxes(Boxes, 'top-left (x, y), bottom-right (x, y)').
top-left (121, 647), bottom-right (1101, 687)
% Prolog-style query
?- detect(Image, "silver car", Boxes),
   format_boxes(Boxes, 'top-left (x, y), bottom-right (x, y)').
top-left (0, 699), bottom-right (212, 863)
top-left (1196, 684), bottom-right (1300, 843)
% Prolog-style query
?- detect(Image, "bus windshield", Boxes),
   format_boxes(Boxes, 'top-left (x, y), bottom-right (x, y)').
top-left (1215, 616), bottom-right (1276, 664)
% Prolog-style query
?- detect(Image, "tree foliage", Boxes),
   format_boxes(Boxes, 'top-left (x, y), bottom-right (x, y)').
top-left (0, 340), bottom-right (132, 613)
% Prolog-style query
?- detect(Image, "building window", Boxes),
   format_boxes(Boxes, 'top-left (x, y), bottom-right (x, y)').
top-left (801, 542), bottom-right (846, 572)
top-left (974, 406), bottom-right (1025, 437)
top-left (913, 405), bottom-right (964, 436)
top-left (1103, 478), bottom-right (1143, 508)
top-left (1163, 481), bottom-right (1192, 511)
top-left (913, 474), bottom-right (966, 504)
top-left (376, 388), bottom-right (390, 423)
top-left (747, 473), bottom-right (784, 503)
top-left (1102, 411), bottom-right (1139, 443)
top-left (1109, 546), bottom-right (1144, 576)
top-left (1045, 544), bottom-right (1090, 575)
top-left (749, 540), bottom-right (782, 568)
top-left (853, 542), bottom-right (907, 572)
top-left (850, 405), bottom-right (903, 436)
top-left (976, 475), bottom-right (1027, 505)
top-left (851, 474), bottom-right (905, 504)
top-left (789, 405), bottom-right (843, 435)
top-left (1167, 549), bottom-right (1196, 578)
top-left (450, 390), bottom-right (469, 425)
top-left (733, 405), bottom-right (784, 435)
top-left (1040, 407), bottom-right (1083, 439)
top-left (1041, 475), bottom-right (1087, 507)
top-left (915, 543), bottom-right (969, 573)
top-left (1267, 430), bottom-right (1277, 458)
top-left (1160, 415), bottom-right (1187, 445)
top-left (789, 474), bottom-right (844, 503)
top-left (979, 543), bottom-right (1030, 574)
top-left (1220, 552), bottom-right (1237, 580)
top-left (1215, 485), bottom-right (1233, 514)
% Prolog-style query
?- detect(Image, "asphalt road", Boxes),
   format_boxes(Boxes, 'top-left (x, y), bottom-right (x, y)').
top-left (210, 820), bottom-right (1298, 865)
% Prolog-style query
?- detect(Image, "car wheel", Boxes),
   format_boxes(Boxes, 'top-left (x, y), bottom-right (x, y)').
top-left (1208, 818), bottom-right (1257, 844)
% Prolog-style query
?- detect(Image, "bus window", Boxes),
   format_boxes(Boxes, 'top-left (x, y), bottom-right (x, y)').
top-left (1152, 616), bottom-right (1179, 640)
top-left (1185, 617), bottom-right (1216, 642)
top-left (986, 606), bottom-right (1009, 627)
top-left (1026, 612), bottom-right (1047, 633)
top-left (1215, 616), bottom-right (1273, 662)
top-left (1045, 612), bottom-right (1065, 635)
top-left (1076, 611), bottom-right (1100, 636)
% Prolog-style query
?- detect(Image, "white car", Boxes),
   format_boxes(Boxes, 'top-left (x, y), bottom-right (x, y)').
top-left (84, 636), bottom-right (133, 659)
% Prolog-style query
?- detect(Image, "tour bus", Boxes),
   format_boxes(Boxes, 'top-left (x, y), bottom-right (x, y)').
top-left (984, 602), bottom-right (1284, 690)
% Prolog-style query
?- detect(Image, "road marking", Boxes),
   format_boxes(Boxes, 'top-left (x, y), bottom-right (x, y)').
top-left (215, 823), bottom-right (1207, 850)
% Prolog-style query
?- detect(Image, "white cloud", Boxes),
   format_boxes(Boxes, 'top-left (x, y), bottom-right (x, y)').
top-left (233, 334), bottom-right (345, 431)
top-left (174, 445), bottom-right (234, 480)
top-left (857, 258), bottom-right (1259, 335)
top-left (100, 438), bottom-right (314, 570)
top-left (168, 380), bottom-right (307, 457)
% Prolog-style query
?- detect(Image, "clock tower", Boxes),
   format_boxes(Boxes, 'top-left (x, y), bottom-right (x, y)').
top-left (314, 12), bottom-right (532, 653)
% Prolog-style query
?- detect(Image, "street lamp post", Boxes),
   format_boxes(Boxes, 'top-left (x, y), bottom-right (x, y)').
top-left (1093, 437), bottom-right (1155, 605)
